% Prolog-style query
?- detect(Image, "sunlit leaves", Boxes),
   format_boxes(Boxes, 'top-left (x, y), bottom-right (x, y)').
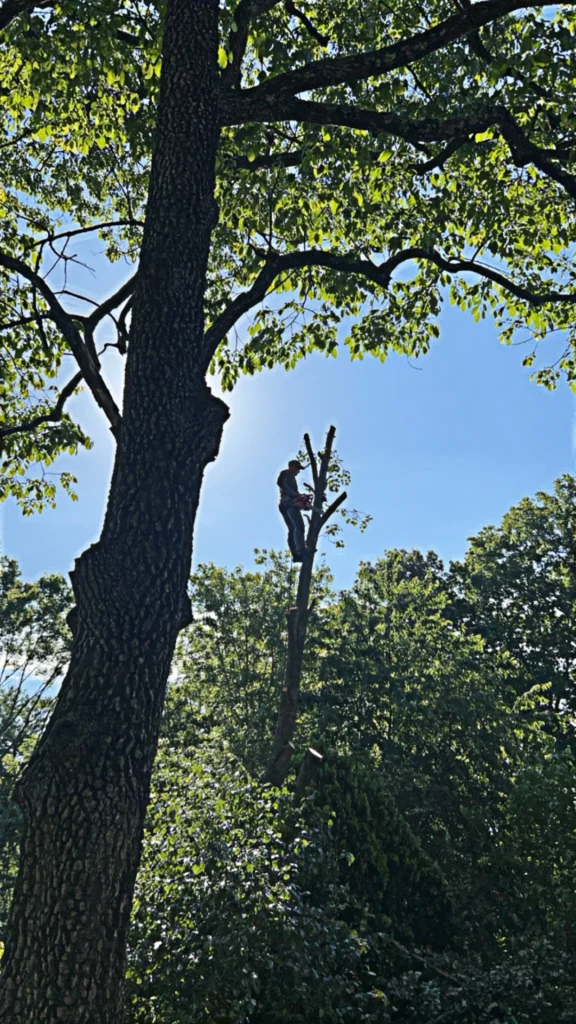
top-left (2, 0), bottom-right (576, 507)
top-left (208, 1), bottom-right (576, 391)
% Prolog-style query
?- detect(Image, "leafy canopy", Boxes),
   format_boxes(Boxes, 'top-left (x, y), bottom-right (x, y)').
top-left (1, 0), bottom-right (576, 508)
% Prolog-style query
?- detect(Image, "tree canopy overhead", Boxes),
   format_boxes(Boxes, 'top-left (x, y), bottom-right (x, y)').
top-left (2, 0), bottom-right (576, 510)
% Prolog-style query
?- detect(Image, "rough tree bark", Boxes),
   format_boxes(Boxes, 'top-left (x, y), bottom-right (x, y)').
top-left (0, 1), bottom-right (227, 1021)
top-left (265, 426), bottom-right (346, 787)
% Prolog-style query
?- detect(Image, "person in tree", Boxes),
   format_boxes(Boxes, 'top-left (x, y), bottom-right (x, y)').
top-left (277, 459), bottom-right (313, 562)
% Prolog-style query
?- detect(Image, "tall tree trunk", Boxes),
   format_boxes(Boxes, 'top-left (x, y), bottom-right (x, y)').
top-left (0, 2), bottom-right (226, 1020)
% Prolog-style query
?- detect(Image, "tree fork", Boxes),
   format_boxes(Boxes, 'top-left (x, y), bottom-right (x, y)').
top-left (0, 0), bottom-right (226, 1020)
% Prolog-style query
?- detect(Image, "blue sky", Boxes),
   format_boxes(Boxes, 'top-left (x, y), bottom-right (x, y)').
top-left (2, 269), bottom-right (572, 590)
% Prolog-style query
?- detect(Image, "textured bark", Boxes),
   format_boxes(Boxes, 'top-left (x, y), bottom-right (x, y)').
top-left (0, 1), bottom-right (226, 1021)
top-left (265, 427), bottom-right (345, 787)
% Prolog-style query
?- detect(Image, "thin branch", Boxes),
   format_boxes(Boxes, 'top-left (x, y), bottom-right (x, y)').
top-left (58, 290), bottom-right (99, 309)
top-left (0, 313), bottom-right (52, 334)
top-left (22, 220), bottom-right (144, 253)
top-left (409, 68), bottom-right (435, 102)
top-left (32, 285), bottom-right (49, 353)
top-left (0, 252), bottom-right (121, 436)
top-left (0, 370), bottom-right (82, 439)
top-left (0, 0), bottom-right (52, 31)
top-left (381, 934), bottom-right (466, 985)
top-left (285, 0), bottom-right (329, 47)
top-left (466, 25), bottom-right (552, 100)
top-left (0, 126), bottom-right (38, 150)
top-left (413, 136), bottom-right (470, 173)
top-left (320, 490), bottom-right (347, 528)
top-left (203, 249), bottom-right (387, 361)
top-left (424, 249), bottom-right (576, 304)
top-left (235, 149), bottom-right (304, 171)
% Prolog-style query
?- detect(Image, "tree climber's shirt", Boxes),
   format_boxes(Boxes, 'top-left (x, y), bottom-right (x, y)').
top-left (277, 470), bottom-right (300, 506)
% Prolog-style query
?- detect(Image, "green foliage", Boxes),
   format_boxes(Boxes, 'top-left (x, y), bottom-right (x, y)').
top-left (2, 1), bottom-right (576, 504)
top-left (315, 757), bottom-right (453, 950)
top-left (127, 743), bottom-right (380, 1023)
top-left (0, 555), bottom-right (71, 931)
top-left (209, 2), bottom-right (576, 390)
top-left (169, 551), bottom-right (333, 771)
top-left (1, 479), bottom-right (576, 1017)
top-left (154, 478), bottom-right (576, 1019)
top-left (0, 0), bottom-right (154, 506)
top-left (449, 473), bottom-right (576, 719)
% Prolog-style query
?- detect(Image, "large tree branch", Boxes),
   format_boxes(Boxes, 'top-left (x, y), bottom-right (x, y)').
top-left (221, 90), bottom-right (492, 143)
top-left (204, 245), bottom-right (576, 361)
top-left (0, 0), bottom-right (51, 32)
top-left (0, 370), bottom-right (82, 439)
top-left (223, 94), bottom-right (576, 198)
top-left (237, 0), bottom-right (570, 100)
top-left (85, 272), bottom-right (138, 332)
top-left (0, 253), bottom-right (121, 436)
top-left (498, 109), bottom-right (576, 201)
top-left (222, 0), bottom-right (283, 90)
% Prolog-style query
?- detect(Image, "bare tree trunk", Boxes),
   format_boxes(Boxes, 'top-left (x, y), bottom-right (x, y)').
top-left (0, 2), bottom-right (226, 1021)
top-left (265, 426), bottom-right (346, 786)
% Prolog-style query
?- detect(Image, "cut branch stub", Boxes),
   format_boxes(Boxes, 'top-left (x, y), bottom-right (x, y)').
top-left (303, 432), bottom-right (318, 488)
top-left (294, 747), bottom-right (324, 804)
